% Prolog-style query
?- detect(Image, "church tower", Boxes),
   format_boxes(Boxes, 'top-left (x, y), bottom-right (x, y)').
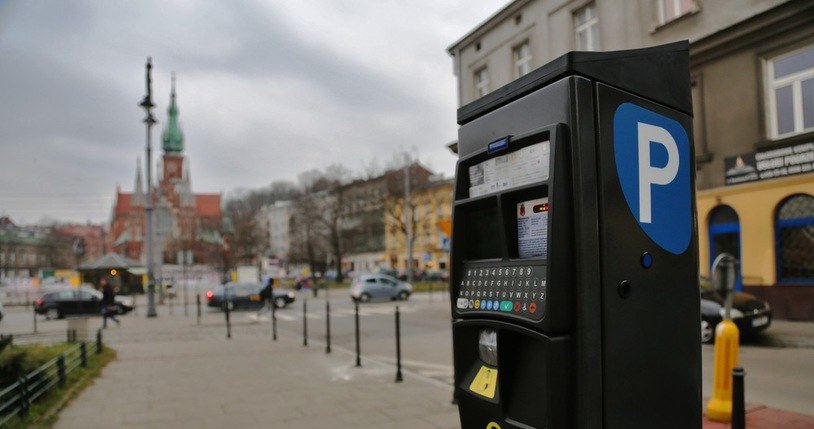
top-left (161, 73), bottom-right (184, 184)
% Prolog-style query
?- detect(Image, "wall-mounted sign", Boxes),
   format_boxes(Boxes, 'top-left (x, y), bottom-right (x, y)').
top-left (725, 142), bottom-right (814, 186)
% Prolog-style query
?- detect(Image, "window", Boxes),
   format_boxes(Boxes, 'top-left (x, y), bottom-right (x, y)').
top-left (513, 41), bottom-right (532, 78)
top-left (475, 67), bottom-right (490, 98)
top-left (775, 194), bottom-right (814, 283)
top-left (574, 3), bottom-right (599, 51)
top-left (658, 0), bottom-right (695, 25)
top-left (767, 44), bottom-right (814, 139)
top-left (709, 205), bottom-right (743, 290)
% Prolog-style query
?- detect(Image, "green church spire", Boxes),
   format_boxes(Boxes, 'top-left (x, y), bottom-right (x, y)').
top-left (161, 73), bottom-right (184, 154)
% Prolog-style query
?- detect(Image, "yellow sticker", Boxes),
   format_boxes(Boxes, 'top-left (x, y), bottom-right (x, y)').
top-left (469, 365), bottom-right (498, 399)
top-left (486, 423), bottom-right (502, 429)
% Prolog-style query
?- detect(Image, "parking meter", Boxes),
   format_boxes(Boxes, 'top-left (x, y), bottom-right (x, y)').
top-left (450, 42), bottom-right (700, 429)
top-left (711, 253), bottom-right (738, 318)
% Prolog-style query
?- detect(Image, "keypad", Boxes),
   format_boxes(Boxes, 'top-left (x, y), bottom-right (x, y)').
top-left (455, 263), bottom-right (546, 320)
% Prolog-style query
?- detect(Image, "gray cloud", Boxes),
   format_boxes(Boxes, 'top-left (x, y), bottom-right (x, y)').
top-left (0, 0), bottom-right (504, 224)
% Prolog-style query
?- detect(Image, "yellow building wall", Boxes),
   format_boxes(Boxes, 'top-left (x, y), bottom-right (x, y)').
top-left (697, 174), bottom-right (814, 286)
top-left (384, 181), bottom-right (453, 271)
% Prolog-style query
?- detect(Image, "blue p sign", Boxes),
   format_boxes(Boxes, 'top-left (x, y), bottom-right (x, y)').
top-left (614, 103), bottom-right (691, 255)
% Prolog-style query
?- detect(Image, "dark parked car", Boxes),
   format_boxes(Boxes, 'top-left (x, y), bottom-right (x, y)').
top-left (35, 287), bottom-right (134, 320)
top-left (205, 282), bottom-right (295, 311)
top-left (700, 277), bottom-right (772, 343)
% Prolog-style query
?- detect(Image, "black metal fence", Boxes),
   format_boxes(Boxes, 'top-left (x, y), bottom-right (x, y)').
top-left (0, 331), bottom-right (103, 427)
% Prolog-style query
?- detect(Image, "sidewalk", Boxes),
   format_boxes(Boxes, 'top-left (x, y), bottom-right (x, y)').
top-left (54, 314), bottom-right (459, 429)
top-left (50, 299), bottom-right (814, 429)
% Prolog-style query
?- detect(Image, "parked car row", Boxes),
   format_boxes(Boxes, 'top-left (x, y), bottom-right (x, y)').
top-left (34, 286), bottom-right (135, 320)
top-left (205, 282), bottom-right (296, 311)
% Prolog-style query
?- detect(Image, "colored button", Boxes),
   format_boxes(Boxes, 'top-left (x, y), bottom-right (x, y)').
top-left (513, 302), bottom-right (521, 312)
top-left (474, 300), bottom-right (481, 310)
top-left (529, 302), bottom-right (537, 314)
top-left (457, 298), bottom-right (469, 310)
top-left (500, 301), bottom-right (513, 312)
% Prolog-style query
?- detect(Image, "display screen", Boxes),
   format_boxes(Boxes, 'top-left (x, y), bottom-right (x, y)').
top-left (468, 141), bottom-right (550, 198)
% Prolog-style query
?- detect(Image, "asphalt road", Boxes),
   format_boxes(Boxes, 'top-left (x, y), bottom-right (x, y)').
top-left (3, 290), bottom-right (813, 415)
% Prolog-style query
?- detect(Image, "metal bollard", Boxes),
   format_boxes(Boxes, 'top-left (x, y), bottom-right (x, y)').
top-left (272, 298), bottom-right (278, 341)
top-left (67, 329), bottom-right (72, 343)
top-left (732, 367), bottom-right (746, 429)
top-left (325, 301), bottom-right (331, 354)
top-left (196, 294), bottom-right (202, 325)
top-left (96, 329), bottom-right (103, 354)
top-left (80, 342), bottom-right (88, 367)
top-left (33, 306), bottom-right (38, 334)
top-left (395, 306), bottom-right (403, 382)
top-left (57, 355), bottom-right (66, 386)
top-left (224, 301), bottom-right (232, 339)
top-left (354, 301), bottom-right (361, 367)
top-left (302, 300), bottom-right (308, 347)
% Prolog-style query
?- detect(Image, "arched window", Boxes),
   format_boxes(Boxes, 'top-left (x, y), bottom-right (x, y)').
top-left (708, 205), bottom-right (742, 290)
top-left (775, 194), bottom-right (814, 283)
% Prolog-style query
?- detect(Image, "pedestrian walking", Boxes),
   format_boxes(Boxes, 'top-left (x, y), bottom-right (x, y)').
top-left (257, 277), bottom-right (274, 317)
top-left (100, 277), bottom-right (120, 328)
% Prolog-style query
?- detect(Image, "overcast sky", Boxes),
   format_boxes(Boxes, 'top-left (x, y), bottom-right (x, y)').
top-left (0, 0), bottom-right (504, 225)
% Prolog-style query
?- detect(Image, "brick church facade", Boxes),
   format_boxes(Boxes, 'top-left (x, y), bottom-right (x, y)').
top-left (110, 79), bottom-right (224, 267)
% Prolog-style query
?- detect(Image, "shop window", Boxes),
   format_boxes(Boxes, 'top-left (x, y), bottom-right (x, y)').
top-left (708, 205), bottom-right (742, 290)
top-left (775, 194), bottom-right (814, 283)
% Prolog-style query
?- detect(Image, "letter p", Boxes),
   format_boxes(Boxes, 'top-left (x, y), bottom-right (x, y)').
top-left (638, 122), bottom-right (678, 224)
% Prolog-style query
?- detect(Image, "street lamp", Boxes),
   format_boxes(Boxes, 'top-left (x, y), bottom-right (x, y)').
top-left (140, 57), bottom-right (158, 318)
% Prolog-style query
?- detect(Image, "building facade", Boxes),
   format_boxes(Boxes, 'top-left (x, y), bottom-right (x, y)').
top-left (449, 0), bottom-right (814, 319)
top-left (110, 80), bottom-right (225, 269)
top-left (384, 178), bottom-right (453, 273)
top-left (261, 200), bottom-right (294, 262)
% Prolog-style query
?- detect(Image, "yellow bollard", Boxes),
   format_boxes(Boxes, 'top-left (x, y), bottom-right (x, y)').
top-left (705, 318), bottom-right (740, 421)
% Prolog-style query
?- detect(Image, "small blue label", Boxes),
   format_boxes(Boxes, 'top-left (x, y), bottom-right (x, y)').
top-left (614, 103), bottom-right (691, 255)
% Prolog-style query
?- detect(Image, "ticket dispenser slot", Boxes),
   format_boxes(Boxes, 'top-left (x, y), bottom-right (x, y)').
top-left (451, 42), bottom-right (700, 429)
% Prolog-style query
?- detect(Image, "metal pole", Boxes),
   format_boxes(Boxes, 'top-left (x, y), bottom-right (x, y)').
top-left (224, 291), bottom-right (232, 339)
top-left (354, 301), bottom-right (361, 367)
top-left (404, 152), bottom-right (413, 284)
top-left (395, 306), bottom-right (403, 382)
top-left (302, 299), bottom-right (308, 347)
top-left (141, 57), bottom-right (158, 318)
top-left (183, 251), bottom-right (189, 317)
top-left (732, 367), bottom-right (746, 429)
top-left (196, 293), bottom-right (201, 325)
top-left (96, 329), bottom-right (103, 354)
top-left (33, 306), bottom-right (37, 334)
top-left (325, 301), bottom-right (331, 354)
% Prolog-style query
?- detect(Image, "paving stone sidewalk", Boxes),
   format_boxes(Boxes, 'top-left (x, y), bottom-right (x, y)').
top-left (54, 329), bottom-right (458, 429)
top-left (50, 298), bottom-right (814, 429)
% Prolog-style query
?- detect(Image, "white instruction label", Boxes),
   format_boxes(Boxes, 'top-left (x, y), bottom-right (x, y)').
top-left (469, 141), bottom-right (549, 198)
top-left (517, 198), bottom-right (548, 258)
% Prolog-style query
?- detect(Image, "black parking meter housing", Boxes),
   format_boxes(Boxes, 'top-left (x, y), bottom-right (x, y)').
top-left (450, 42), bottom-right (700, 429)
